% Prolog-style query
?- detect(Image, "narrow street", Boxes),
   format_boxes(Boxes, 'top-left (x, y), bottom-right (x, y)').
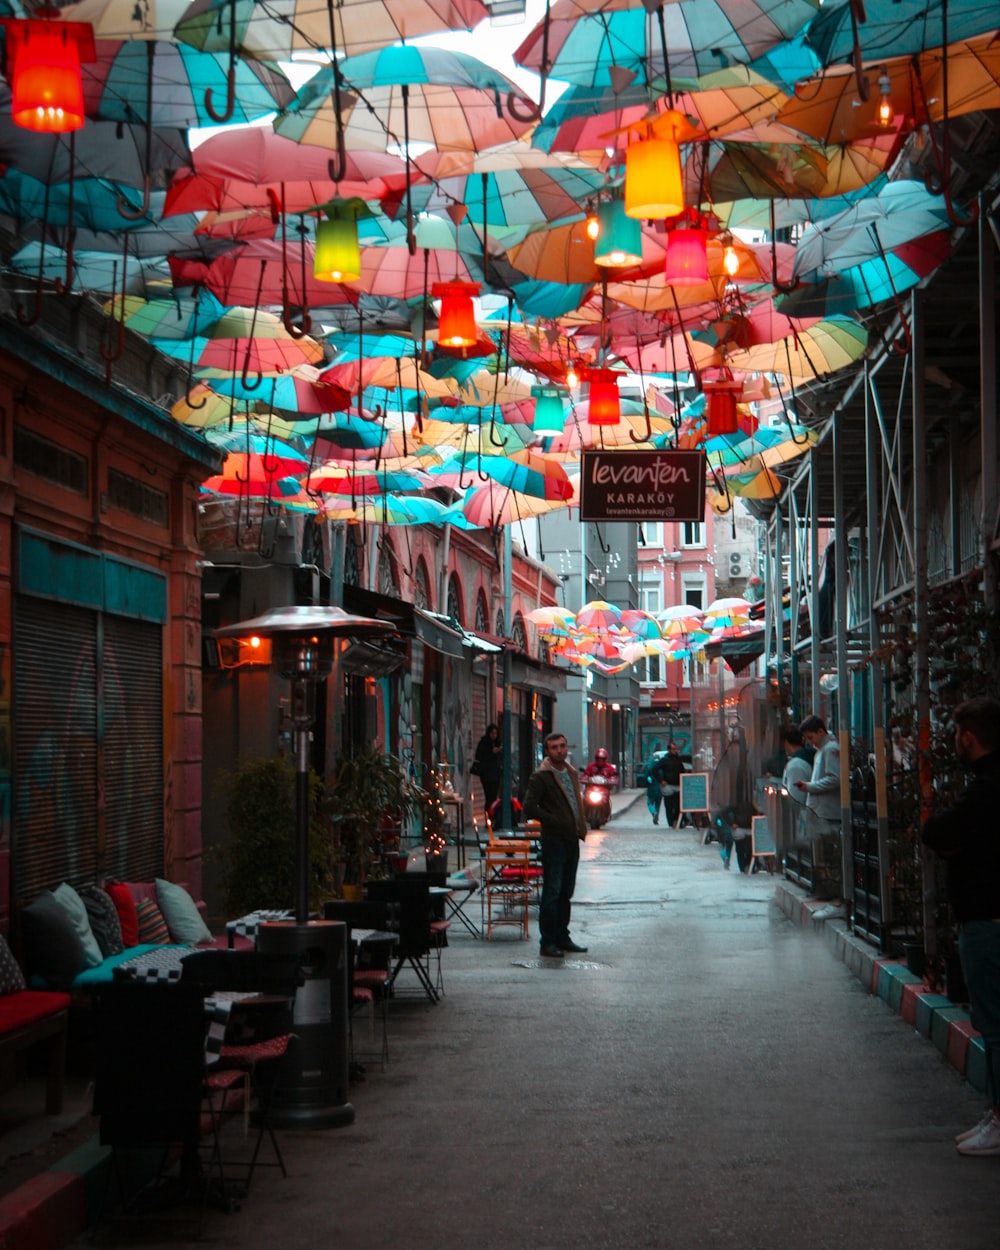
top-left (85, 812), bottom-right (999, 1250)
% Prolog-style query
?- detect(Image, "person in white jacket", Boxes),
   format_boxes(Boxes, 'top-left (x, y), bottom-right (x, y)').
top-left (795, 714), bottom-right (844, 914)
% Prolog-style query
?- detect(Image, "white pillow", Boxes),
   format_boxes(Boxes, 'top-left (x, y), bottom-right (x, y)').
top-left (52, 882), bottom-right (104, 969)
top-left (155, 878), bottom-right (213, 945)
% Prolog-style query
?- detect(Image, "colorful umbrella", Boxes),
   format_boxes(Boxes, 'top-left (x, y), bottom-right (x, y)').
top-left (722, 314), bottom-right (869, 381)
top-left (804, 0), bottom-right (1000, 69)
top-left (318, 493), bottom-right (450, 525)
top-left (513, 0), bottom-right (820, 92)
top-left (460, 476), bottom-right (579, 528)
top-left (703, 597), bottom-right (752, 628)
top-left (575, 600), bottom-right (624, 632)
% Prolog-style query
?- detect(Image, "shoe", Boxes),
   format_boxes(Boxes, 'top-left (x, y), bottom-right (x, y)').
top-left (956, 1109), bottom-right (996, 1145)
top-left (812, 903), bottom-right (846, 921)
top-left (539, 943), bottom-right (564, 958)
top-left (561, 939), bottom-right (588, 954)
top-left (652, 817), bottom-right (659, 825)
top-left (956, 1112), bottom-right (1000, 1156)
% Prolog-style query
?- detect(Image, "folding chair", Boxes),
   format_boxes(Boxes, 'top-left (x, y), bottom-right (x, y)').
top-left (482, 836), bottom-right (533, 940)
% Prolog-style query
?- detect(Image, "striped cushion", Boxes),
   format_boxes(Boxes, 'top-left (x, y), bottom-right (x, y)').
top-left (134, 897), bottom-right (171, 945)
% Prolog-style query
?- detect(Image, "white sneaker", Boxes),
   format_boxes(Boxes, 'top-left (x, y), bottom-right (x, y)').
top-left (956, 1112), bottom-right (1000, 1156)
top-left (956, 1109), bottom-right (996, 1145)
top-left (812, 903), bottom-right (846, 921)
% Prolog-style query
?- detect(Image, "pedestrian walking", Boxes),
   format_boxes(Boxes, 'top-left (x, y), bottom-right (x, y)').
top-left (522, 731), bottom-right (588, 958)
top-left (472, 724), bottom-right (503, 816)
top-left (921, 695), bottom-right (1000, 1157)
top-left (647, 742), bottom-right (686, 827)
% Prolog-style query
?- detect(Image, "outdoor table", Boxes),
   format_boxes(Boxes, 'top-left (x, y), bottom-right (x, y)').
top-left (226, 909), bottom-right (295, 948)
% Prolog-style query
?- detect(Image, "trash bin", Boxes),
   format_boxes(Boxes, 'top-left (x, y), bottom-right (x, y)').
top-left (257, 920), bottom-right (355, 1129)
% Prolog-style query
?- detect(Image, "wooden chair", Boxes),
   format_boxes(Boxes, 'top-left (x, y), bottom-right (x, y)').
top-left (482, 837), bottom-right (533, 941)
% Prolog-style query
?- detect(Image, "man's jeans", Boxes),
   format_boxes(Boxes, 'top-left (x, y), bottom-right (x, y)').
top-left (959, 920), bottom-right (1000, 1107)
top-left (539, 836), bottom-right (580, 948)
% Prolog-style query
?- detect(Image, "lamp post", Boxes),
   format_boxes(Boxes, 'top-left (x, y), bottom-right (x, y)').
top-left (215, 605), bottom-right (395, 1130)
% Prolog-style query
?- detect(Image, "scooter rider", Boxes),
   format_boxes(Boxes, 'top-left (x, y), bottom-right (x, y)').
top-left (581, 748), bottom-right (618, 785)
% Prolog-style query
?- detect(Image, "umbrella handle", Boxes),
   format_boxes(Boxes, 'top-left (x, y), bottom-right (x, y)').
top-left (507, 0), bottom-right (550, 122)
top-left (184, 320), bottom-right (208, 410)
top-left (768, 201), bottom-right (799, 295)
top-left (204, 1), bottom-right (238, 124)
top-left (117, 175), bottom-right (151, 222)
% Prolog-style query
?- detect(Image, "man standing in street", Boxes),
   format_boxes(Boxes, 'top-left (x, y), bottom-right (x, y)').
top-left (921, 696), bottom-right (1000, 1156)
top-left (523, 732), bottom-right (589, 958)
top-left (650, 742), bottom-right (687, 828)
top-left (794, 713), bottom-right (844, 917)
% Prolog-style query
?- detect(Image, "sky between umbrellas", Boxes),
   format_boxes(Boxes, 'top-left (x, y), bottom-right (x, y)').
top-left (1, 0), bottom-right (984, 524)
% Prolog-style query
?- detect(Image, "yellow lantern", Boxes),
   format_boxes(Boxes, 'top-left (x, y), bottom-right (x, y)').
top-left (624, 110), bottom-right (685, 220)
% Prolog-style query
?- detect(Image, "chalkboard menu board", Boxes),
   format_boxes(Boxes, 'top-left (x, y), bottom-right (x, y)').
top-left (751, 815), bottom-right (776, 857)
top-left (679, 772), bottom-right (709, 813)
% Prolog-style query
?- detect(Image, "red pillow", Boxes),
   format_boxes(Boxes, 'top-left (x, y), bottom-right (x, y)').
top-left (104, 882), bottom-right (139, 948)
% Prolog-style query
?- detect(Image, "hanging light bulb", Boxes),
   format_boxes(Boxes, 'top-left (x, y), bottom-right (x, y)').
top-left (594, 198), bottom-right (642, 268)
top-left (313, 199), bottom-right (368, 283)
top-left (877, 70), bottom-right (894, 127)
top-left (432, 280), bottom-right (480, 348)
top-left (624, 110), bottom-right (685, 220)
top-left (664, 222), bottom-right (708, 286)
top-left (565, 362), bottom-right (581, 389)
top-left (585, 205), bottom-right (600, 241)
top-left (584, 367), bottom-right (621, 426)
top-left (1, 15), bottom-right (96, 133)
top-left (531, 385), bottom-right (569, 434)
top-left (722, 240), bottom-right (740, 278)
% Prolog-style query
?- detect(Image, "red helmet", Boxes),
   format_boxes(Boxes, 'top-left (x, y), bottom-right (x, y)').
top-left (595, 748), bottom-right (608, 762)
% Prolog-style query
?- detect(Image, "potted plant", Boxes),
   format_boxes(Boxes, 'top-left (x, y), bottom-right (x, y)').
top-left (214, 755), bottom-right (335, 916)
top-left (325, 747), bottom-right (419, 897)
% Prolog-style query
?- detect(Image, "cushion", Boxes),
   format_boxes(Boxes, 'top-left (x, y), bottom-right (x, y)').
top-left (134, 897), bottom-right (171, 945)
top-left (155, 878), bottom-right (212, 946)
top-left (52, 883), bottom-right (104, 969)
top-left (0, 989), bottom-right (70, 1030)
top-left (103, 882), bottom-right (139, 948)
top-left (123, 881), bottom-right (158, 906)
top-left (78, 885), bottom-right (124, 958)
top-left (21, 891), bottom-right (90, 991)
top-left (70, 943), bottom-right (172, 989)
top-left (0, 933), bottom-right (26, 995)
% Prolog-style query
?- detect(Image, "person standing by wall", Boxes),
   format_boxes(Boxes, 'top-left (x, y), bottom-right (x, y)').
top-left (921, 696), bottom-right (1000, 1156)
top-left (523, 732), bottom-right (588, 959)
top-left (472, 724), bottom-right (503, 818)
top-left (794, 714), bottom-right (843, 915)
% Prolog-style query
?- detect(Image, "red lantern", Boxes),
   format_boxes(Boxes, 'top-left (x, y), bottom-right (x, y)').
top-left (1, 16), bottom-right (96, 133)
top-left (432, 280), bottom-right (480, 349)
top-left (664, 225), bottom-right (708, 286)
top-left (585, 367), bottom-right (621, 426)
top-left (705, 380), bottom-right (742, 436)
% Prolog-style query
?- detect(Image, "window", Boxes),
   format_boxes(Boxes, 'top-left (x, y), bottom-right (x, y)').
top-left (640, 522), bottom-right (662, 549)
top-left (638, 575), bottom-right (662, 686)
top-left (681, 521), bottom-right (705, 548)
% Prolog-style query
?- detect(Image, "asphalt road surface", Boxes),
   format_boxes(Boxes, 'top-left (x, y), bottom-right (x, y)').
top-left (84, 812), bottom-right (1000, 1250)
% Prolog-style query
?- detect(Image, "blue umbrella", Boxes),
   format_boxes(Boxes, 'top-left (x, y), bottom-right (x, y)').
top-left (804, 0), bottom-right (1000, 68)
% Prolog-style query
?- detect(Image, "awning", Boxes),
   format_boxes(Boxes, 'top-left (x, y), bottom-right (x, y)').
top-left (342, 585), bottom-right (466, 659)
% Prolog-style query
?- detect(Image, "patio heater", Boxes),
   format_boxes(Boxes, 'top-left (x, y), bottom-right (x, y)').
top-left (215, 605), bottom-right (395, 1129)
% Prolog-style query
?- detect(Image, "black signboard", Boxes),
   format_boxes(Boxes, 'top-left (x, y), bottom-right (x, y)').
top-left (580, 448), bottom-right (706, 523)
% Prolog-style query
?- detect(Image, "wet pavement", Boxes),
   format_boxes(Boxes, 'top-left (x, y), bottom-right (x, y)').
top-left (57, 795), bottom-right (1000, 1250)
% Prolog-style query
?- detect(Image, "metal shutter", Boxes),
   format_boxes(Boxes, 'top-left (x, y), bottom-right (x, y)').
top-left (14, 598), bottom-right (100, 900)
top-left (101, 614), bottom-right (163, 883)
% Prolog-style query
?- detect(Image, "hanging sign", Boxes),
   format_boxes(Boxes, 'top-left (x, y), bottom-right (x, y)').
top-left (580, 449), bottom-right (706, 522)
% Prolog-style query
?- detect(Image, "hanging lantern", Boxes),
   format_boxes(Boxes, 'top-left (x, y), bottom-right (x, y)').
top-left (531, 385), bottom-right (568, 434)
top-left (432, 280), bottom-right (480, 348)
top-left (624, 110), bottom-right (685, 220)
top-left (704, 380), bottom-right (743, 436)
top-left (664, 224), bottom-right (708, 286)
top-left (594, 198), bottom-right (642, 268)
top-left (877, 70), bottom-right (894, 127)
top-left (585, 367), bottom-right (621, 426)
top-left (313, 199), bottom-right (367, 283)
top-left (1, 16), bottom-right (96, 133)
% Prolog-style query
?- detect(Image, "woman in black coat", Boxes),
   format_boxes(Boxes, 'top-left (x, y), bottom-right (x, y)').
top-left (473, 724), bottom-right (503, 813)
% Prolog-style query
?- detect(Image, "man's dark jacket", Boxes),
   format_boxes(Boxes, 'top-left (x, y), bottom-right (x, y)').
top-left (921, 749), bottom-right (1000, 923)
top-left (523, 758), bottom-right (587, 842)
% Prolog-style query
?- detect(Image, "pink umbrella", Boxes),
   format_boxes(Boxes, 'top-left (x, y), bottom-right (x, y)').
top-left (575, 600), bottom-right (623, 632)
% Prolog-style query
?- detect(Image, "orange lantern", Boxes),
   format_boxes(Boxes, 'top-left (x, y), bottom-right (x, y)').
top-left (585, 367), bottom-right (621, 426)
top-left (1, 15), bottom-right (96, 133)
top-left (432, 280), bottom-right (480, 348)
top-left (624, 110), bottom-right (685, 220)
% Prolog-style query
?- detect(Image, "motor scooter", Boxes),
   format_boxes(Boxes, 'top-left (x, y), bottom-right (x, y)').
top-left (583, 774), bottom-right (613, 829)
